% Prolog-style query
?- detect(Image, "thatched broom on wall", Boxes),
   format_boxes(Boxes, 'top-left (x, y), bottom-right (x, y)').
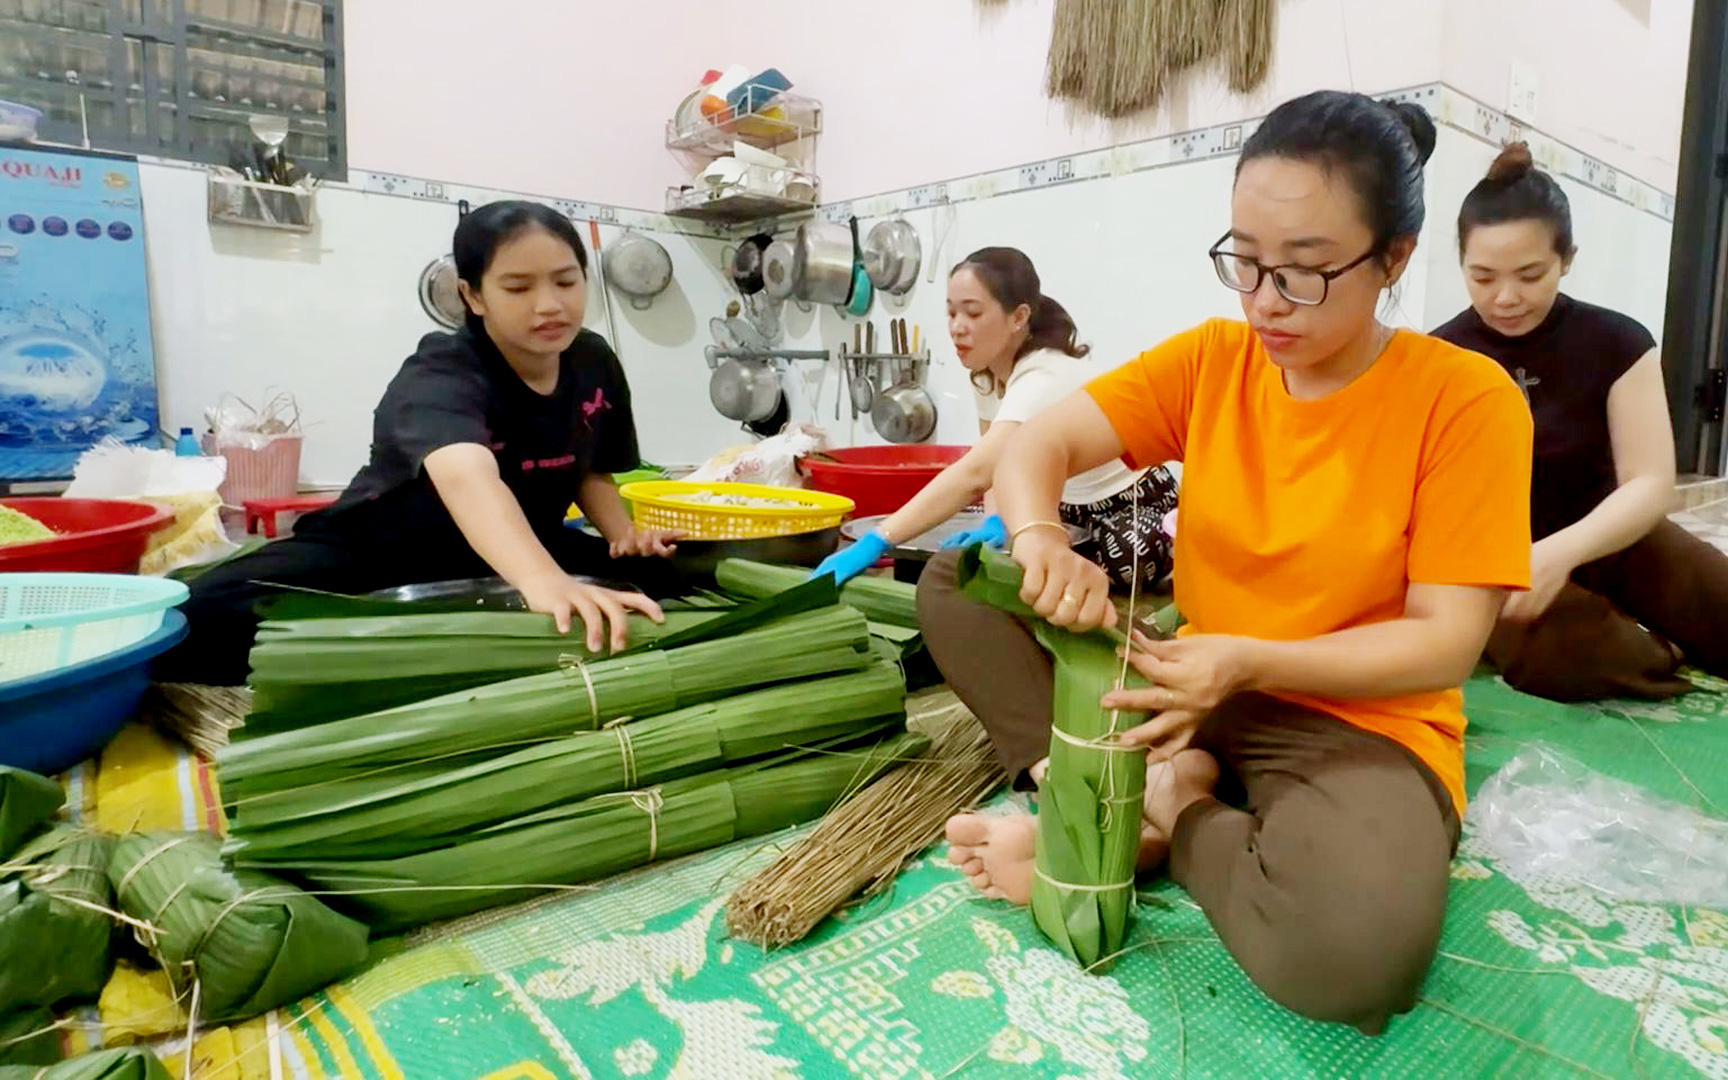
top-left (1042, 0), bottom-right (1276, 117)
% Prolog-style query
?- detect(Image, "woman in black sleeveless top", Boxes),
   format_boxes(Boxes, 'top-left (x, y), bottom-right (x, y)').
top-left (1432, 143), bottom-right (1728, 701)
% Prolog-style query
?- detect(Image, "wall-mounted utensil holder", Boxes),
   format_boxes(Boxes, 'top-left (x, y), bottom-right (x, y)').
top-left (703, 346), bottom-right (831, 371)
top-left (208, 172), bottom-right (315, 233)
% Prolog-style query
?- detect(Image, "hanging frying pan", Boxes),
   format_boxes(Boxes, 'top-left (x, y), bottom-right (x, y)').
top-left (730, 232), bottom-right (774, 295)
top-left (417, 254), bottom-right (466, 330)
top-left (602, 229), bottom-right (674, 310)
top-left (762, 240), bottom-right (800, 300)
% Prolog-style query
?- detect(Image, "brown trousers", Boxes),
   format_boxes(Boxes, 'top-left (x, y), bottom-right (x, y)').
top-left (1488, 520), bottom-right (1728, 702)
top-left (917, 552), bottom-right (1460, 1035)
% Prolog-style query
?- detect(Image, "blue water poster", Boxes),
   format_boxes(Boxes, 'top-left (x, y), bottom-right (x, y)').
top-left (0, 146), bottom-right (159, 481)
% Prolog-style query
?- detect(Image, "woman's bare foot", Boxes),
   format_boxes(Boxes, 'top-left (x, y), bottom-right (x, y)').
top-left (1137, 822), bottom-right (1171, 872)
top-left (1142, 749), bottom-right (1221, 838)
top-left (945, 813), bottom-right (1038, 904)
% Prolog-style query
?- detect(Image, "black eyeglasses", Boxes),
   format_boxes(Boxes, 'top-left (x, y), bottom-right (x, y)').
top-left (1207, 231), bottom-right (1378, 306)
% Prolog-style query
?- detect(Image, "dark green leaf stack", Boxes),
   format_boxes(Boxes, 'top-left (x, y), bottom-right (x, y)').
top-left (219, 604), bottom-right (879, 800)
top-left (225, 663), bottom-right (908, 862)
top-left (240, 730), bottom-right (928, 933)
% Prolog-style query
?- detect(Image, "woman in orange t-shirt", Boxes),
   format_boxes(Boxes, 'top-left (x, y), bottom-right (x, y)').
top-left (917, 91), bottom-right (1533, 1035)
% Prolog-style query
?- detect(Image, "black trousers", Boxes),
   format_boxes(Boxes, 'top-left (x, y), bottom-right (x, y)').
top-left (154, 511), bottom-right (683, 686)
top-left (1488, 519), bottom-right (1728, 701)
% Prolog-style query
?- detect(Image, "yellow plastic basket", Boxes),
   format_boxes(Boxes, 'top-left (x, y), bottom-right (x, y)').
top-left (619, 482), bottom-right (855, 540)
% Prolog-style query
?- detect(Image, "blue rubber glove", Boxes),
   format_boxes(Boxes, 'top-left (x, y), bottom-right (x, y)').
top-left (940, 513), bottom-right (1008, 551)
top-left (811, 530), bottom-right (892, 585)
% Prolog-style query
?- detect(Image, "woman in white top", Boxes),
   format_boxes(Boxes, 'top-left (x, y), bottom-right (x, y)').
top-left (813, 247), bottom-right (1179, 587)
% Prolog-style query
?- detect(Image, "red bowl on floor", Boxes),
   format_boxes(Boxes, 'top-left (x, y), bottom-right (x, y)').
top-left (0, 497), bottom-right (175, 573)
top-left (801, 446), bottom-right (969, 518)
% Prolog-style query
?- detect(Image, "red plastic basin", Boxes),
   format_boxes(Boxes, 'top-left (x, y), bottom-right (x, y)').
top-left (801, 446), bottom-right (968, 518)
top-left (0, 497), bottom-right (175, 573)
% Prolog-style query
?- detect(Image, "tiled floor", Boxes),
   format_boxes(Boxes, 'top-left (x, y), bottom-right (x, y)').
top-left (1672, 498), bottom-right (1728, 554)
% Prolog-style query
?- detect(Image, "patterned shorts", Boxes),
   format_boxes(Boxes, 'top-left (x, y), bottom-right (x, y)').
top-left (1061, 465), bottom-right (1180, 591)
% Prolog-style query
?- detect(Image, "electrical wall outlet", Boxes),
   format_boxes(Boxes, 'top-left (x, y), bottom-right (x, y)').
top-left (1509, 61), bottom-right (1539, 123)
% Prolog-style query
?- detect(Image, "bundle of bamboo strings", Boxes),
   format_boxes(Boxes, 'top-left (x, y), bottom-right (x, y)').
top-left (725, 694), bottom-right (1007, 947)
top-left (1042, 0), bottom-right (1275, 117)
top-left (142, 685), bottom-right (251, 758)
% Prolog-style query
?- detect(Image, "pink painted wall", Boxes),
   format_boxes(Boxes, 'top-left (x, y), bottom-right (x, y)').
top-left (344, 0), bottom-right (1444, 209)
top-left (1440, 0), bottom-right (1691, 190)
top-left (344, 0), bottom-right (1685, 208)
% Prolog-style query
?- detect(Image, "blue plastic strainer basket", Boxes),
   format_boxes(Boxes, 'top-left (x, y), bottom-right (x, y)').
top-left (0, 573), bottom-right (189, 682)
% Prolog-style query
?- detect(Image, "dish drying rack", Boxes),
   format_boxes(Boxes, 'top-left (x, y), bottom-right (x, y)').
top-left (665, 91), bottom-right (821, 224)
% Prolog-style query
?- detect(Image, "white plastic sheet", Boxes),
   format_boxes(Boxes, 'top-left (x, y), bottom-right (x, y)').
top-left (1467, 745), bottom-right (1728, 908)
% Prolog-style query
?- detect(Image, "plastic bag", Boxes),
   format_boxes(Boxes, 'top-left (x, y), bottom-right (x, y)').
top-left (684, 423), bottom-right (826, 488)
top-left (203, 391), bottom-right (300, 452)
top-left (63, 439), bottom-right (238, 576)
top-left (1467, 745), bottom-right (1728, 908)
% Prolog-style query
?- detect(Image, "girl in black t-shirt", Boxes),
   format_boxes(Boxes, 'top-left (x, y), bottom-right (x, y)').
top-left (1432, 144), bottom-right (1728, 701)
top-left (158, 201), bottom-right (681, 685)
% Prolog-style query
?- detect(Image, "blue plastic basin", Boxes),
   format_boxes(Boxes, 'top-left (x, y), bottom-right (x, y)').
top-left (0, 609), bottom-right (189, 775)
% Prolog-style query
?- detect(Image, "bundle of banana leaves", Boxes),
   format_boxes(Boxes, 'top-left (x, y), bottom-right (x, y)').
top-left (716, 559), bottom-right (918, 629)
top-left (0, 1046), bottom-right (172, 1079)
top-left (219, 603), bottom-right (878, 800)
top-left (242, 730), bottom-right (928, 933)
top-left (0, 767), bottom-right (62, 859)
top-left (245, 608), bottom-right (725, 732)
top-left (109, 832), bottom-right (370, 1023)
top-left (225, 662), bottom-right (909, 861)
top-left (955, 545), bottom-right (1150, 970)
top-left (1, 829), bottom-right (117, 1019)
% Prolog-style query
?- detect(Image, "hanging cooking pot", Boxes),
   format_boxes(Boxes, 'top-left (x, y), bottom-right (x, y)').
top-left (762, 240), bottom-right (799, 300)
top-left (793, 221), bottom-right (854, 306)
top-left (417, 254), bottom-right (466, 330)
top-left (730, 232), bottom-right (774, 295)
top-left (709, 357), bottom-right (784, 423)
top-left (871, 321), bottom-right (937, 442)
top-left (863, 220), bottom-right (907, 292)
top-left (602, 229), bottom-right (674, 310)
top-left (885, 219), bottom-right (922, 294)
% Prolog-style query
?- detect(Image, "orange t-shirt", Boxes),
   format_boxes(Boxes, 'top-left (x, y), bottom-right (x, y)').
top-left (1086, 319), bottom-right (1533, 813)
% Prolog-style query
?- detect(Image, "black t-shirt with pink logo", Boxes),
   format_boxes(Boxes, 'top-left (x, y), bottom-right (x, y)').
top-left (325, 326), bottom-right (639, 550)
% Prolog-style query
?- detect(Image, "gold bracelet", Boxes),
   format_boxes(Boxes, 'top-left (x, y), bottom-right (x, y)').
top-left (1009, 520), bottom-right (1068, 552)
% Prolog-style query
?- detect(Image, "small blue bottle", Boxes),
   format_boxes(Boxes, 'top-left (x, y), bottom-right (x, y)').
top-left (174, 427), bottom-right (201, 457)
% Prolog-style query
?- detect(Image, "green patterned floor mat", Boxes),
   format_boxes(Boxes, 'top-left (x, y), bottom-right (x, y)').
top-left (266, 673), bottom-right (1728, 1079)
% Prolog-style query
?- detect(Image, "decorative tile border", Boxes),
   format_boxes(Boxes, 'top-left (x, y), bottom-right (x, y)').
top-left (802, 82), bottom-right (1674, 238)
top-left (347, 169), bottom-right (732, 238)
top-left (144, 81), bottom-right (1674, 242)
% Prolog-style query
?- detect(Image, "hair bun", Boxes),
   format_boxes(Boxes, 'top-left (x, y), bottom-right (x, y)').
top-left (1385, 100), bottom-right (1437, 166)
top-left (1486, 141), bottom-right (1535, 184)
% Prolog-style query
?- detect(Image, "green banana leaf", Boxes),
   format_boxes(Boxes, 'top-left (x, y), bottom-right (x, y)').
top-left (0, 1006), bottom-right (58, 1067)
top-left (0, 829), bottom-right (116, 1017)
top-left (716, 559), bottom-right (919, 629)
top-left (955, 545), bottom-right (1150, 970)
top-left (246, 730), bottom-right (928, 933)
top-left (225, 662), bottom-right (908, 861)
top-left (244, 609), bottom-right (723, 733)
top-left (219, 604), bottom-right (877, 802)
top-left (0, 1046), bottom-right (172, 1079)
top-left (0, 768), bottom-right (62, 861)
top-left (109, 832), bottom-right (370, 1024)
